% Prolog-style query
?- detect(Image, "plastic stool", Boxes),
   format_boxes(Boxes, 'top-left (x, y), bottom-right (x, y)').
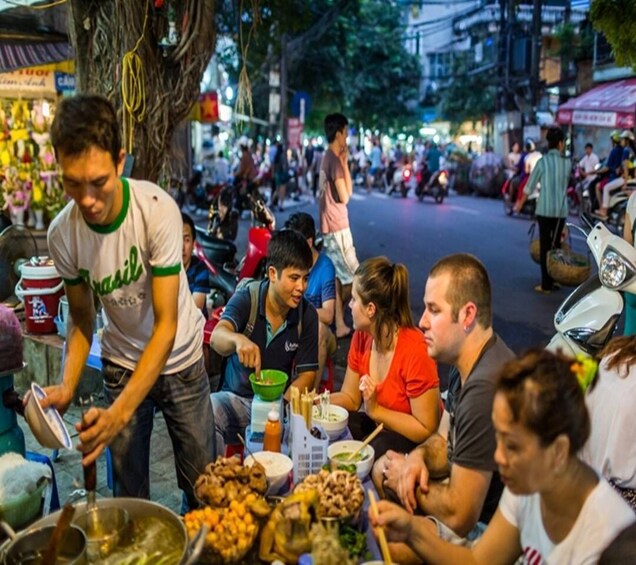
top-left (225, 444), bottom-right (243, 462)
top-left (26, 451), bottom-right (60, 513)
top-left (319, 357), bottom-right (335, 393)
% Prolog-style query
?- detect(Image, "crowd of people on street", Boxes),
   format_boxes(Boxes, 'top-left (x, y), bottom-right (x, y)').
top-left (40, 93), bottom-right (636, 564)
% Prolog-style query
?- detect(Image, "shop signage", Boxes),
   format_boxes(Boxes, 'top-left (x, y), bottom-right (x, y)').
top-left (54, 72), bottom-right (76, 92)
top-left (0, 69), bottom-right (56, 96)
top-left (557, 108), bottom-right (635, 129)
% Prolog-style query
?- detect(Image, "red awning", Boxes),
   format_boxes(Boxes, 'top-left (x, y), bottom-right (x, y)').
top-left (556, 78), bottom-right (636, 129)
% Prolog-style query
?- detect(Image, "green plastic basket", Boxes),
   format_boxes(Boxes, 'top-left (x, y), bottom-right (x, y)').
top-left (0, 477), bottom-right (48, 529)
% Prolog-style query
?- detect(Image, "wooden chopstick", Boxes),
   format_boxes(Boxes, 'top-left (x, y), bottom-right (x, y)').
top-left (347, 422), bottom-right (384, 461)
top-left (368, 489), bottom-right (392, 564)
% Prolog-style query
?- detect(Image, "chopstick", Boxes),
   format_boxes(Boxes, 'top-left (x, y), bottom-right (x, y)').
top-left (368, 489), bottom-right (392, 564)
top-left (347, 423), bottom-right (384, 461)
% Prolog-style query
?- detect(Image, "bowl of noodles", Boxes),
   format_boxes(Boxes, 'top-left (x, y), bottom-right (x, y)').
top-left (327, 440), bottom-right (375, 481)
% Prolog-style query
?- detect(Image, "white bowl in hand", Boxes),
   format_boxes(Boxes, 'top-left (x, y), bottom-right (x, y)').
top-left (244, 451), bottom-right (293, 495)
top-left (312, 404), bottom-right (349, 440)
top-left (24, 383), bottom-right (72, 450)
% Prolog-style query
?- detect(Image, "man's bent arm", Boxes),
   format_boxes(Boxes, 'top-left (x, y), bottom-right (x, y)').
top-left (59, 282), bottom-right (95, 402)
top-left (416, 463), bottom-right (492, 537)
top-left (412, 433), bottom-right (450, 479)
top-left (210, 319), bottom-right (240, 355)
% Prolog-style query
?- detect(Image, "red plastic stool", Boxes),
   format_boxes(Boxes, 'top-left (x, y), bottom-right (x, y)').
top-left (225, 444), bottom-right (244, 462)
top-left (319, 357), bottom-right (335, 393)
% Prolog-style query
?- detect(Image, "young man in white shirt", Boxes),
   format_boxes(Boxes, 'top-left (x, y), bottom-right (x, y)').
top-left (45, 94), bottom-right (215, 509)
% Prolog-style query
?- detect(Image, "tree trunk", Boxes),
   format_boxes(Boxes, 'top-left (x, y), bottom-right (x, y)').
top-left (67, 0), bottom-right (216, 182)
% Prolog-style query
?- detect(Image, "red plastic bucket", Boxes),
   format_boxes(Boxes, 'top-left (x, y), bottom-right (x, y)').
top-left (15, 258), bottom-right (65, 334)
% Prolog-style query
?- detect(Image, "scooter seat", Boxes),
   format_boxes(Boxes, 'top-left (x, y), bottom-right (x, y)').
top-left (196, 228), bottom-right (237, 265)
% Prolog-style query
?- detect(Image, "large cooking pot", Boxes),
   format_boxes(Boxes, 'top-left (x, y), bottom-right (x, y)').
top-left (2, 524), bottom-right (87, 564)
top-left (15, 498), bottom-right (205, 565)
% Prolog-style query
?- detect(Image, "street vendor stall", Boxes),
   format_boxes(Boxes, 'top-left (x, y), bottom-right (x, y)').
top-left (0, 65), bottom-right (73, 229)
top-left (557, 78), bottom-right (636, 160)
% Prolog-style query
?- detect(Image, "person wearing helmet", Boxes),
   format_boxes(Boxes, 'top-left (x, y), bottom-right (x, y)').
top-left (596, 130), bottom-right (636, 219)
top-left (593, 131), bottom-right (624, 215)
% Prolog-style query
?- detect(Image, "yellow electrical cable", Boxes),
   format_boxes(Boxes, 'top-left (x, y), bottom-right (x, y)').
top-left (121, 8), bottom-right (148, 155)
top-left (2, 0), bottom-right (67, 8)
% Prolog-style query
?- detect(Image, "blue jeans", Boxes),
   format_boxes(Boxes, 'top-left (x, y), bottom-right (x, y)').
top-left (210, 391), bottom-right (252, 457)
top-left (102, 356), bottom-right (215, 510)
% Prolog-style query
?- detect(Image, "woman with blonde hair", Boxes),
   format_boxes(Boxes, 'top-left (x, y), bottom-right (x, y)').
top-left (330, 257), bottom-right (440, 458)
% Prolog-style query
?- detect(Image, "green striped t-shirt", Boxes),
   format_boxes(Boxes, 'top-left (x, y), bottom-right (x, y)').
top-left (525, 149), bottom-right (570, 218)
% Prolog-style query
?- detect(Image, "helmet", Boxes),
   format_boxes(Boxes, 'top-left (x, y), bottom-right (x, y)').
top-left (620, 129), bottom-right (635, 141)
top-left (524, 138), bottom-right (535, 152)
top-left (610, 130), bottom-right (621, 142)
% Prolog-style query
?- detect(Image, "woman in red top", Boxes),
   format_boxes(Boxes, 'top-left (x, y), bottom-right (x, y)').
top-left (331, 257), bottom-right (440, 458)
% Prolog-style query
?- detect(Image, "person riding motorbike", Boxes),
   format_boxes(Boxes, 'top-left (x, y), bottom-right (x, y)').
top-left (596, 130), bottom-right (636, 220)
top-left (234, 141), bottom-right (258, 214)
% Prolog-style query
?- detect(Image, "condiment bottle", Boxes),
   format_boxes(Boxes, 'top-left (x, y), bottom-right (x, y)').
top-left (263, 410), bottom-right (281, 452)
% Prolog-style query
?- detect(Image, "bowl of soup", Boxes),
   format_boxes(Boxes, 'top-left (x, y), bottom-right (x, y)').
top-left (249, 370), bottom-right (288, 401)
top-left (327, 440), bottom-right (375, 481)
top-left (312, 404), bottom-right (349, 440)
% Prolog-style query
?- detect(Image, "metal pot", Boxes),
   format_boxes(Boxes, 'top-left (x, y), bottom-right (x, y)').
top-left (22, 498), bottom-right (205, 565)
top-left (2, 524), bottom-right (87, 564)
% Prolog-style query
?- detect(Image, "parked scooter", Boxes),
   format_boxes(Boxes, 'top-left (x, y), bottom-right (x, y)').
top-left (194, 191), bottom-right (275, 307)
top-left (184, 166), bottom-right (225, 213)
top-left (415, 168), bottom-right (448, 204)
top-left (547, 221), bottom-right (636, 357)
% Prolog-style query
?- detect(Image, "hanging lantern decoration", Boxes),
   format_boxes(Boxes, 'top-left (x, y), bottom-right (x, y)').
top-left (198, 92), bottom-right (219, 123)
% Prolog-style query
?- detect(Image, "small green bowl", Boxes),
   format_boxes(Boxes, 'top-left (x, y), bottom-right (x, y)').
top-left (249, 369), bottom-right (288, 400)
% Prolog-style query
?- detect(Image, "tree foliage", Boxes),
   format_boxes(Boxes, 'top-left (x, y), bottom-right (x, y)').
top-left (68, 0), bottom-right (216, 181)
top-left (439, 57), bottom-right (496, 132)
top-left (220, 0), bottom-right (421, 134)
top-left (590, 0), bottom-right (636, 69)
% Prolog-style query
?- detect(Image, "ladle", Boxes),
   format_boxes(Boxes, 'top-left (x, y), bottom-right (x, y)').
top-left (237, 433), bottom-right (257, 461)
top-left (40, 503), bottom-right (75, 565)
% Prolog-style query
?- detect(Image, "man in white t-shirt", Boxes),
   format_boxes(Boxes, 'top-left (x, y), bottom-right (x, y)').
top-left (44, 94), bottom-right (215, 509)
top-left (578, 142), bottom-right (600, 191)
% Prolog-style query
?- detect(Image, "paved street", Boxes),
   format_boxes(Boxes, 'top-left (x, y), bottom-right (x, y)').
top-left (22, 186), bottom-right (593, 517)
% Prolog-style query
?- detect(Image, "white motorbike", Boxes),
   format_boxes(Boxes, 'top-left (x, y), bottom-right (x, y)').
top-left (547, 221), bottom-right (636, 357)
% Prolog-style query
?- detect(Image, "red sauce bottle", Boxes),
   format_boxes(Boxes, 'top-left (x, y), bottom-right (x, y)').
top-left (263, 410), bottom-right (281, 452)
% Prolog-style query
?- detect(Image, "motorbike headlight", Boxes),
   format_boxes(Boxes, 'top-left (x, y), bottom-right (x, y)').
top-left (600, 249), bottom-right (634, 289)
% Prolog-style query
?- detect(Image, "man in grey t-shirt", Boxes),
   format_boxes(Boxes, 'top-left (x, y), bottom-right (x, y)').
top-left (374, 254), bottom-right (515, 561)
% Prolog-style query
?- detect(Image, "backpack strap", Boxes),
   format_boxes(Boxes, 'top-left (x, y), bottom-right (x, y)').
top-left (244, 280), bottom-right (261, 339)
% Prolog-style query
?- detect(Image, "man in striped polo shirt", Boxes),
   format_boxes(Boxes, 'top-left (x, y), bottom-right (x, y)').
top-left (516, 126), bottom-right (570, 293)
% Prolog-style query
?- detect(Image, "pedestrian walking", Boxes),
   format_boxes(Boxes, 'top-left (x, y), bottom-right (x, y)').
top-left (515, 126), bottom-right (570, 293)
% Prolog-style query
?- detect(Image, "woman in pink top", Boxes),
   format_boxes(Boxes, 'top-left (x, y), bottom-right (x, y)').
top-left (331, 257), bottom-right (440, 458)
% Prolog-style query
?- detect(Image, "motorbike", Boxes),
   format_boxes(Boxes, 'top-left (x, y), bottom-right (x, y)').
top-left (184, 166), bottom-right (225, 213)
top-left (547, 221), bottom-right (636, 357)
top-left (502, 173), bottom-right (539, 217)
top-left (415, 167), bottom-right (448, 204)
top-left (194, 191), bottom-right (275, 308)
top-left (388, 162), bottom-right (413, 198)
top-left (580, 174), bottom-right (631, 235)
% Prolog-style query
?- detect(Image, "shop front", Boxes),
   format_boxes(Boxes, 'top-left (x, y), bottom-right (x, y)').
top-left (557, 78), bottom-right (636, 160)
top-left (0, 64), bottom-right (74, 230)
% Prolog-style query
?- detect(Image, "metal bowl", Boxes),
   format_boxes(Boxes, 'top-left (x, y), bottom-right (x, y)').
top-left (4, 524), bottom-right (87, 565)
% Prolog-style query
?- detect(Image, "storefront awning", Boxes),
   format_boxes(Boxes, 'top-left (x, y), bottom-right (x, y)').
top-left (556, 78), bottom-right (636, 129)
top-left (0, 41), bottom-right (70, 73)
